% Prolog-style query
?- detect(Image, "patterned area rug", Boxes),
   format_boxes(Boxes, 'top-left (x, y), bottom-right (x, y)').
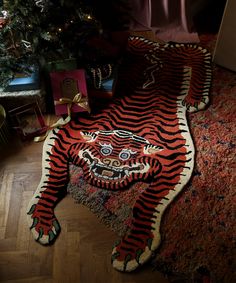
top-left (68, 35), bottom-right (236, 282)
top-left (27, 36), bottom-right (212, 272)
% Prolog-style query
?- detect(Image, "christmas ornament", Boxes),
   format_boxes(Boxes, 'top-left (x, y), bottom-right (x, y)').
top-left (34, 0), bottom-right (46, 12)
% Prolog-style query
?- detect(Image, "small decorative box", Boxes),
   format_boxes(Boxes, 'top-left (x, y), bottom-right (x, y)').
top-left (8, 101), bottom-right (47, 141)
top-left (88, 78), bottom-right (115, 100)
top-left (86, 63), bottom-right (117, 100)
top-left (88, 78), bottom-right (114, 99)
top-left (0, 104), bottom-right (11, 146)
top-left (50, 69), bottom-right (90, 116)
top-left (101, 78), bottom-right (114, 92)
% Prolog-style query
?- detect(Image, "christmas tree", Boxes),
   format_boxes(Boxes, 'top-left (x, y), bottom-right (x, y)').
top-left (0, 0), bottom-right (130, 87)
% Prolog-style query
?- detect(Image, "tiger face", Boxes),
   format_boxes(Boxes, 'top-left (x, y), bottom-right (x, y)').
top-left (76, 130), bottom-right (163, 189)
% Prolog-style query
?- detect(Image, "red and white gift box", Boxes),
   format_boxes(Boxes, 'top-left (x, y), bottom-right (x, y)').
top-left (50, 69), bottom-right (90, 116)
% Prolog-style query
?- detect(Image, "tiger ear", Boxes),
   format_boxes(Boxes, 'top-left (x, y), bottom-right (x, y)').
top-left (143, 144), bottom-right (164, 155)
top-left (80, 131), bottom-right (98, 142)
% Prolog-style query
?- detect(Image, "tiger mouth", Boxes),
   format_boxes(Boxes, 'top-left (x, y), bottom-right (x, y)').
top-left (90, 161), bottom-right (130, 180)
top-left (81, 151), bottom-right (146, 182)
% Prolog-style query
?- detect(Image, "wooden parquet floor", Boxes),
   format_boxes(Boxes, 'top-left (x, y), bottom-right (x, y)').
top-left (0, 133), bottom-right (169, 283)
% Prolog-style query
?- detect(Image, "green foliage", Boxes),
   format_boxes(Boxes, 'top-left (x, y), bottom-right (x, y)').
top-left (0, 0), bottom-right (102, 86)
top-left (0, 0), bottom-right (131, 87)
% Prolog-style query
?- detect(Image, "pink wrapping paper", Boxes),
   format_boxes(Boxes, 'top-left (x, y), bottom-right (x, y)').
top-left (50, 69), bottom-right (89, 116)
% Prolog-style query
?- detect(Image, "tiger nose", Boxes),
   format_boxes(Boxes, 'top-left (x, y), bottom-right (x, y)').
top-left (103, 158), bottom-right (121, 167)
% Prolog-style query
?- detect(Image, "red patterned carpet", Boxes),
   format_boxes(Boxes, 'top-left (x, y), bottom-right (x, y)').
top-left (68, 34), bottom-right (236, 282)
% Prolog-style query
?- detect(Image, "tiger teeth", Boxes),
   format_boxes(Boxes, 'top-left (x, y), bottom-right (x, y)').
top-left (93, 172), bottom-right (123, 181)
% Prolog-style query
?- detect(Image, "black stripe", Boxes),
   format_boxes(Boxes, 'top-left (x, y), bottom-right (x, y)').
top-left (154, 131), bottom-right (185, 144)
top-left (163, 165), bottom-right (190, 173)
top-left (36, 196), bottom-right (55, 204)
top-left (45, 167), bottom-right (68, 175)
top-left (142, 192), bottom-right (168, 201)
top-left (139, 196), bottom-right (160, 206)
top-left (135, 214), bottom-right (156, 224)
top-left (158, 151), bottom-right (192, 160)
top-left (41, 185), bottom-right (65, 191)
top-left (123, 239), bottom-right (139, 247)
top-left (58, 127), bottom-right (79, 140)
top-left (164, 158), bottom-right (192, 167)
top-left (46, 152), bottom-right (66, 164)
top-left (45, 174), bottom-right (68, 181)
top-left (37, 209), bottom-right (52, 214)
top-left (130, 229), bottom-right (151, 236)
top-left (147, 187), bottom-right (172, 194)
top-left (52, 146), bottom-right (68, 160)
top-left (51, 132), bottom-right (71, 145)
top-left (152, 181), bottom-right (178, 187)
top-left (127, 235), bottom-right (144, 243)
top-left (120, 247), bottom-right (135, 252)
top-left (43, 180), bottom-right (68, 186)
top-left (45, 158), bottom-right (67, 169)
top-left (136, 200), bottom-right (156, 213)
top-left (37, 202), bottom-right (53, 209)
top-left (40, 190), bottom-right (59, 197)
top-left (49, 137), bottom-right (66, 151)
top-left (157, 172), bottom-right (184, 181)
top-left (133, 207), bottom-right (155, 218)
top-left (40, 215), bottom-right (54, 220)
top-left (40, 220), bottom-right (51, 227)
top-left (156, 124), bottom-right (187, 135)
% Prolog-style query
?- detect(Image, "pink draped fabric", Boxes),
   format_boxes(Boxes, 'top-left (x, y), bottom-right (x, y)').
top-left (130, 0), bottom-right (199, 43)
top-left (129, 0), bottom-right (152, 30)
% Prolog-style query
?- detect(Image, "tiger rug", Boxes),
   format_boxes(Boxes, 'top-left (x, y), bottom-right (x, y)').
top-left (27, 36), bottom-right (212, 272)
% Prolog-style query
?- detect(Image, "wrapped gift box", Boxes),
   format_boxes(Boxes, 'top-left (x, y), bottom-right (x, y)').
top-left (42, 59), bottom-right (78, 113)
top-left (50, 69), bottom-right (90, 116)
top-left (4, 68), bottom-right (40, 92)
top-left (46, 58), bottom-right (78, 73)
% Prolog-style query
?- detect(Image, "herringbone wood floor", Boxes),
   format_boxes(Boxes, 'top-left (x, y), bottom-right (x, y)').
top-left (0, 134), bottom-right (169, 283)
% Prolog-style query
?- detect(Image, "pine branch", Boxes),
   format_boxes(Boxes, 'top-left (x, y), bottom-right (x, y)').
top-left (0, 0), bottom-right (131, 87)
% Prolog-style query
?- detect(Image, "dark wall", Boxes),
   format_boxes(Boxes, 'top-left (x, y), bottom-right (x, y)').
top-left (91, 0), bottom-right (131, 31)
top-left (193, 0), bottom-right (227, 33)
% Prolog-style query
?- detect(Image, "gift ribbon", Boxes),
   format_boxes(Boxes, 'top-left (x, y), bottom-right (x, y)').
top-left (55, 92), bottom-right (91, 118)
top-left (34, 93), bottom-right (90, 142)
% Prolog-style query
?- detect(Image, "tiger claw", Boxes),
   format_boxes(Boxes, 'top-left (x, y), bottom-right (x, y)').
top-left (37, 227), bottom-right (44, 242)
top-left (30, 221), bottom-right (61, 245)
top-left (52, 220), bottom-right (60, 234)
top-left (48, 230), bottom-right (56, 242)
top-left (30, 217), bottom-right (38, 229)
top-left (112, 246), bottom-right (153, 272)
top-left (111, 251), bottom-right (120, 263)
top-left (27, 204), bottom-right (36, 215)
top-left (135, 249), bottom-right (143, 264)
top-left (111, 236), bottom-right (155, 272)
top-left (27, 203), bottom-right (61, 245)
top-left (47, 220), bottom-right (61, 243)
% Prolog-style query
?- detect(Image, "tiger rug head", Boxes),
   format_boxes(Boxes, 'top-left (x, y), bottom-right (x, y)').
top-left (73, 130), bottom-right (164, 189)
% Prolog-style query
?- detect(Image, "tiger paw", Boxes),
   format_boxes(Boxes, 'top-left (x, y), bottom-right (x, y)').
top-left (182, 95), bottom-right (209, 112)
top-left (27, 203), bottom-right (60, 245)
top-left (111, 236), bottom-right (154, 272)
